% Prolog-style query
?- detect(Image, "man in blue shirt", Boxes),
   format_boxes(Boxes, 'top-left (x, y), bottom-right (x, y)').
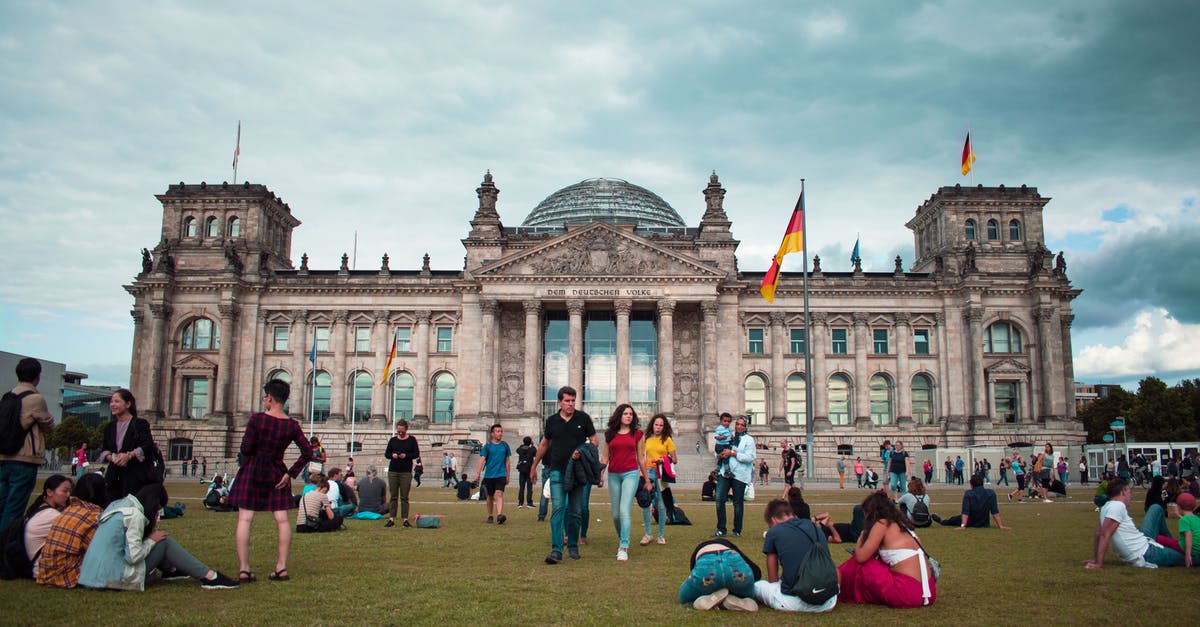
top-left (474, 424), bottom-right (511, 525)
top-left (931, 474), bottom-right (1011, 529)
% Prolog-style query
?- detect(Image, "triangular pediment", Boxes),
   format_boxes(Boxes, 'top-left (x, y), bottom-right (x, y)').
top-left (476, 223), bottom-right (724, 279)
top-left (985, 358), bottom-right (1031, 376)
top-left (173, 354), bottom-right (218, 372)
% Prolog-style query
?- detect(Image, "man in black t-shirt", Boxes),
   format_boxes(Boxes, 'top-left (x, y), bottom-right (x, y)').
top-left (932, 474), bottom-right (1011, 529)
top-left (531, 386), bottom-right (597, 564)
top-left (516, 436), bottom-right (537, 508)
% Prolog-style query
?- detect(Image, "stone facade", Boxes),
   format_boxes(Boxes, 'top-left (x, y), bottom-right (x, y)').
top-left (125, 174), bottom-right (1084, 473)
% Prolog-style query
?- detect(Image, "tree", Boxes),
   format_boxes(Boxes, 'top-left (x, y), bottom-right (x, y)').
top-left (1078, 387), bottom-right (1133, 443)
top-left (1129, 377), bottom-right (1195, 442)
top-left (45, 415), bottom-right (101, 458)
top-left (1175, 378), bottom-right (1200, 437)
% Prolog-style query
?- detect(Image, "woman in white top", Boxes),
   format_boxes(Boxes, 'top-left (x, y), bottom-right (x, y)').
top-left (837, 491), bottom-right (937, 608)
top-left (24, 474), bottom-right (73, 579)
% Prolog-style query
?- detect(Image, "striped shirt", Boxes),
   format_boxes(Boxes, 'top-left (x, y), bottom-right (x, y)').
top-left (36, 497), bottom-right (100, 589)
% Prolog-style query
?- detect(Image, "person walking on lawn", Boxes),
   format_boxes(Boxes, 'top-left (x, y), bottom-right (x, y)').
top-left (531, 386), bottom-right (597, 564)
top-left (474, 424), bottom-right (511, 524)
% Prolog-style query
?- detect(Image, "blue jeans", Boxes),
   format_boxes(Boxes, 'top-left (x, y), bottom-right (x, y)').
top-left (580, 483), bottom-right (592, 539)
top-left (608, 470), bottom-right (639, 548)
top-left (678, 550), bottom-right (756, 603)
top-left (889, 471), bottom-right (906, 494)
top-left (0, 461), bottom-right (38, 530)
top-left (715, 475), bottom-right (746, 535)
top-left (538, 467), bottom-right (549, 519)
top-left (548, 469), bottom-right (583, 552)
top-left (1140, 504), bottom-right (1183, 566)
top-left (642, 468), bottom-right (666, 538)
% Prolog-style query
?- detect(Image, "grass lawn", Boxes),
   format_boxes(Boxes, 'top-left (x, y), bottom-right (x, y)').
top-left (2, 478), bottom-right (1195, 626)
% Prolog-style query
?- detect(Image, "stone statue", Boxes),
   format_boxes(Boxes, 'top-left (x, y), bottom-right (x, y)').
top-left (1030, 246), bottom-right (1045, 276)
top-left (812, 254), bottom-right (821, 273)
top-left (894, 255), bottom-right (903, 274)
top-left (340, 253), bottom-right (350, 271)
top-left (224, 243), bottom-right (243, 273)
top-left (381, 253), bottom-right (390, 271)
top-left (1054, 251), bottom-right (1066, 275)
top-left (140, 248), bottom-right (153, 274)
top-left (964, 243), bottom-right (977, 273)
top-left (300, 253), bottom-right (309, 271)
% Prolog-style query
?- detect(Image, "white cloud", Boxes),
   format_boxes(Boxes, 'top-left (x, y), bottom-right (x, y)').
top-left (1075, 308), bottom-right (1200, 378)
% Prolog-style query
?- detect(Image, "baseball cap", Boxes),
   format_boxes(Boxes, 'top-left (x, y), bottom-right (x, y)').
top-left (1176, 493), bottom-right (1196, 511)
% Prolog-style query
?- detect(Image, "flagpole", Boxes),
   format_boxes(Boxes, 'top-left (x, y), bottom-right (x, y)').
top-left (232, 121), bottom-right (241, 185)
top-left (309, 331), bottom-right (316, 439)
top-left (350, 360), bottom-right (360, 452)
top-left (800, 179), bottom-right (814, 479)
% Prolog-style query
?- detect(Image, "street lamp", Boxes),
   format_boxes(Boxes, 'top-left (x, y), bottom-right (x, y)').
top-left (1111, 418), bottom-right (1128, 470)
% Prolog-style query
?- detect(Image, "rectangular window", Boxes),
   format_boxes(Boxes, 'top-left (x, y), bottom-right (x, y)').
top-left (315, 326), bottom-right (330, 352)
top-left (354, 326), bottom-right (371, 353)
top-left (914, 329), bottom-right (930, 355)
top-left (436, 327), bottom-right (453, 352)
top-left (184, 378), bottom-right (208, 420)
top-left (995, 382), bottom-right (1019, 423)
top-left (272, 326), bottom-right (289, 352)
top-left (831, 329), bottom-right (848, 354)
top-left (748, 328), bottom-right (765, 354)
top-left (873, 329), bottom-right (889, 354)
top-left (394, 327), bottom-right (412, 352)
top-left (789, 329), bottom-right (806, 354)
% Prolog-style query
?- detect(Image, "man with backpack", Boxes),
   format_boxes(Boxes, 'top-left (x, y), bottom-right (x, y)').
top-left (753, 499), bottom-right (838, 613)
top-left (0, 358), bottom-right (54, 530)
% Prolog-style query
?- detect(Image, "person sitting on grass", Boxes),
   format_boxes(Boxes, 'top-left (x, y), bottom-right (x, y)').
top-left (204, 476), bottom-right (235, 512)
top-left (1087, 477), bottom-right (1183, 569)
top-left (356, 465), bottom-right (388, 515)
top-left (837, 491), bottom-right (936, 608)
top-left (701, 471), bottom-right (718, 502)
top-left (931, 474), bottom-right (1011, 530)
top-left (753, 499), bottom-right (837, 613)
top-left (455, 473), bottom-right (477, 501)
top-left (36, 473), bottom-right (108, 588)
top-left (897, 477), bottom-right (932, 527)
top-left (325, 467), bottom-right (356, 518)
top-left (1176, 493), bottom-right (1198, 568)
top-left (296, 478), bottom-right (343, 533)
top-left (679, 537), bottom-right (761, 611)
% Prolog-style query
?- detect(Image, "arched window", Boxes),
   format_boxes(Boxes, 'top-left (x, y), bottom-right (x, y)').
top-left (181, 318), bottom-right (219, 350)
top-left (984, 322), bottom-right (1023, 354)
top-left (828, 374), bottom-right (851, 425)
top-left (183, 216), bottom-right (197, 238)
top-left (1008, 219), bottom-right (1022, 240)
top-left (391, 372), bottom-right (414, 422)
top-left (964, 219), bottom-right (976, 240)
top-left (986, 219), bottom-right (999, 240)
top-left (911, 374), bottom-right (934, 425)
top-left (228, 216), bottom-right (242, 238)
top-left (744, 373), bottom-right (768, 425)
top-left (785, 373), bottom-right (807, 425)
top-left (308, 371), bottom-right (331, 421)
top-left (432, 372), bottom-right (455, 424)
top-left (348, 371), bottom-right (372, 423)
top-left (205, 216), bottom-right (219, 238)
top-left (266, 370), bottom-right (291, 413)
top-left (869, 374), bottom-right (894, 425)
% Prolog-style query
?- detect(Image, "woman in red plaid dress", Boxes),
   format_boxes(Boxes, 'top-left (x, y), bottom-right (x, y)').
top-left (229, 379), bottom-right (313, 582)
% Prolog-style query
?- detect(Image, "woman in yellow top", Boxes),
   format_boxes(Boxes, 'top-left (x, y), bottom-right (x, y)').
top-left (640, 414), bottom-right (677, 546)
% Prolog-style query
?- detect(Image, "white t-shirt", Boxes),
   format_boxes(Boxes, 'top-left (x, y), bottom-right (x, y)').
top-left (1101, 500), bottom-right (1150, 565)
top-left (327, 480), bottom-right (342, 508)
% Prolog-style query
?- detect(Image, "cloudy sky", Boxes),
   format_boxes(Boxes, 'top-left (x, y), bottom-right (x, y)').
top-left (2, 0), bottom-right (1198, 389)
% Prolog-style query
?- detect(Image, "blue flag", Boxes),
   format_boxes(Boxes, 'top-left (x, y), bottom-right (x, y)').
top-left (308, 335), bottom-right (317, 365)
top-left (850, 237), bottom-right (860, 267)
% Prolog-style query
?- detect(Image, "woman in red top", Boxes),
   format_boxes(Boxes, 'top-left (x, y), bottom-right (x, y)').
top-left (600, 404), bottom-right (649, 562)
top-left (228, 379), bottom-right (313, 583)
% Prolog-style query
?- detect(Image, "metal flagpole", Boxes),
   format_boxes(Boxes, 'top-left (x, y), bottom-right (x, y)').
top-left (309, 331), bottom-right (316, 439)
top-left (800, 179), bottom-right (815, 479)
top-left (350, 361), bottom-right (360, 453)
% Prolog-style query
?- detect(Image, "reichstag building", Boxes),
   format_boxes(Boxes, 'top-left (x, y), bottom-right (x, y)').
top-left (126, 172), bottom-right (1084, 472)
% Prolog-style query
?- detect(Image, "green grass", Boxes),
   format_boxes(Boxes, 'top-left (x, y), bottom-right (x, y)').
top-left (3, 479), bottom-right (1195, 626)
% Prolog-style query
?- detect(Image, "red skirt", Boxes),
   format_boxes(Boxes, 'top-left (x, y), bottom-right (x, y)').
top-left (837, 556), bottom-right (936, 608)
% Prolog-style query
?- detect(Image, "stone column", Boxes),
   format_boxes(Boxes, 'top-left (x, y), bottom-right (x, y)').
top-left (480, 299), bottom-right (498, 418)
top-left (1027, 344), bottom-right (1041, 423)
top-left (1061, 314), bottom-right (1076, 420)
top-left (810, 312), bottom-right (829, 428)
top-left (700, 301), bottom-right (719, 421)
top-left (523, 301), bottom-right (542, 416)
top-left (853, 312), bottom-right (871, 429)
top-left (1037, 305), bottom-right (1064, 420)
top-left (413, 310), bottom-right (431, 423)
top-left (656, 299), bottom-right (675, 416)
top-left (291, 310), bottom-right (308, 419)
top-left (935, 312), bottom-right (951, 424)
top-left (894, 313), bottom-right (912, 424)
top-left (214, 302), bottom-right (237, 420)
top-left (129, 308), bottom-right (145, 398)
top-left (328, 310), bottom-right (349, 423)
top-left (769, 311), bottom-right (787, 425)
top-left (146, 304), bottom-right (170, 418)
top-left (370, 310), bottom-right (389, 422)
top-left (615, 299), bottom-right (631, 403)
top-left (965, 306), bottom-right (985, 419)
top-left (567, 300), bottom-right (585, 392)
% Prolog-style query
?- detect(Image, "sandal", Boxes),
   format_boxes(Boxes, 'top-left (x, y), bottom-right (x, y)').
top-left (268, 569), bottom-right (290, 581)
top-left (238, 570), bottom-right (256, 583)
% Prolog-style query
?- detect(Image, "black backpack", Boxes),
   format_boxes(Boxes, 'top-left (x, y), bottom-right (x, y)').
top-left (0, 516), bottom-right (34, 580)
top-left (0, 390), bottom-right (35, 456)
top-left (910, 496), bottom-right (932, 528)
top-left (668, 506), bottom-right (692, 526)
top-left (787, 520), bottom-right (839, 606)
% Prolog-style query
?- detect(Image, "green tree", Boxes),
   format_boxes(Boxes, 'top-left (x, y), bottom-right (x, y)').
top-left (1078, 387), bottom-right (1133, 443)
top-left (1129, 377), bottom-right (1195, 442)
top-left (46, 415), bottom-right (102, 458)
top-left (1176, 378), bottom-right (1200, 437)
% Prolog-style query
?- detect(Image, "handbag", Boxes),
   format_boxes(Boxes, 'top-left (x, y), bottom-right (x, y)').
top-left (744, 481), bottom-right (756, 501)
top-left (659, 457), bottom-right (677, 483)
top-left (414, 514), bottom-right (442, 528)
top-left (300, 495), bottom-right (320, 529)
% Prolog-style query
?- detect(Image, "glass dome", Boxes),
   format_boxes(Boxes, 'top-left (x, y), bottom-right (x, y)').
top-left (521, 178), bottom-right (686, 229)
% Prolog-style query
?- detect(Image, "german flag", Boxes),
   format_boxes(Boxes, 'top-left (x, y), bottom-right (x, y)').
top-left (379, 333), bottom-right (398, 387)
top-left (961, 132), bottom-right (976, 176)
top-left (759, 191), bottom-right (805, 303)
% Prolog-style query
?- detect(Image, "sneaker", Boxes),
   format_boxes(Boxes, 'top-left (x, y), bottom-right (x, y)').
top-left (537, 517), bottom-right (545, 522)
top-left (160, 567), bottom-right (190, 582)
top-left (1007, 494), bottom-right (1012, 502)
top-left (568, 547), bottom-right (581, 560)
top-left (712, 530), bottom-right (725, 537)
top-left (721, 595), bottom-right (759, 612)
top-left (692, 588), bottom-right (729, 611)
top-left (640, 534), bottom-right (653, 546)
top-left (200, 572), bottom-right (240, 590)
top-left (1043, 499), bottom-right (1053, 503)
top-left (616, 548), bottom-right (628, 562)
top-left (732, 531), bottom-right (741, 537)
top-left (402, 519), bottom-right (412, 528)
top-left (487, 516), bottom-right (494, 524)
top-left (579, 537), bottom-right (588, 545)
top-left (497, 514), bottom-right (506, 525)
top-left (656, 536), bottom-right (666, 545)
top-left (545, 550), bottom-right (562, 564)
top-left (384, 519), bottom-right (395, 528)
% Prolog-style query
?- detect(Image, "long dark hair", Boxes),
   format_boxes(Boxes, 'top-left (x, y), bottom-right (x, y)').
top-left (1145, 476), bottom-right (1166, 513)
top-left (134, 483), bottom-right (169, 536)
top-left (648, 413), bottom-right (673, 442)
top-left (113, 388), bottom-right (138, 419)
top-left (859, 490), bottom-right (913, 539)
top-left (604, 404), bottom-right (640, 442)
top-left (26, 474), bottom-right (73, 517)
top-left (72, 473), bottom-right (109, 509)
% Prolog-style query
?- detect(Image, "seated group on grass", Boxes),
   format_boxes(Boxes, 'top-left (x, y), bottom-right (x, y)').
top-left (1086, 477), bottom-right (1194, 569)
